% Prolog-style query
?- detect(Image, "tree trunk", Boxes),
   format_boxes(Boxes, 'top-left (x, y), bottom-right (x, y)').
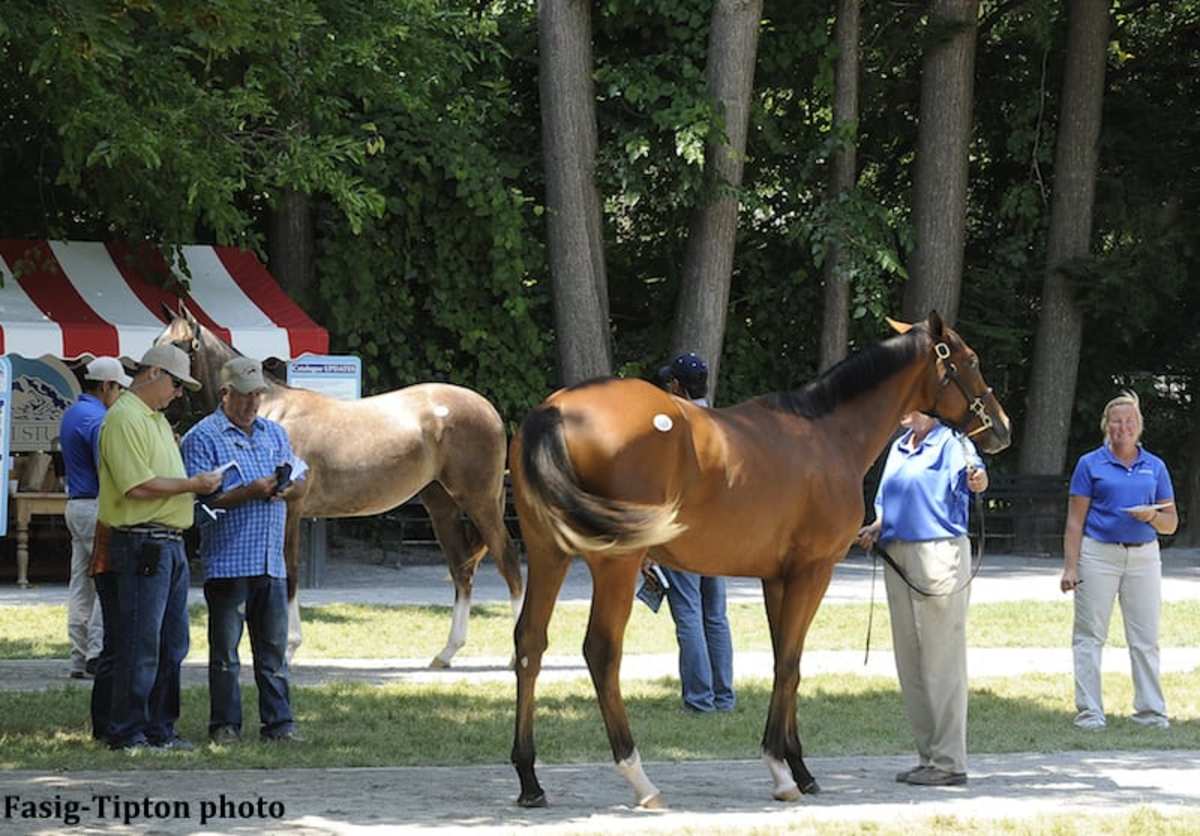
top-left (672, 0), bottom-right (764, 401)
top-left (538, 0), bottom-right (611, 385)
top-left (1019, 1), bottom-right (1109, 477)
top-left (268, 188), bottom-right (316, 306)
top-left (818, 0), bottom-right (861, 373)
top-left (901, 0), bottom-right (980, 326)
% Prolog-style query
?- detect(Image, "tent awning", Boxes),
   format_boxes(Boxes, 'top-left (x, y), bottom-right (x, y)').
top-left (0, 240), bottom-right (328, 361)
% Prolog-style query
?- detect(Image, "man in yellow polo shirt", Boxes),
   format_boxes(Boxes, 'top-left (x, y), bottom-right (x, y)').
top-left (98, 344), bottom-right (222, 751)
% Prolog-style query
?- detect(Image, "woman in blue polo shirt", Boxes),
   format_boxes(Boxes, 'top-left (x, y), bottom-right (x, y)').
top-left (1061, 390), bottom-right (1176, 730)
top-left (856, 411), bottom-right (988, 787)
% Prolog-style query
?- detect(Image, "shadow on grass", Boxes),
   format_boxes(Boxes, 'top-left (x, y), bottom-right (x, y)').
top-left (0, 638), bottom-right (71, 658)
top-left (0, 673), bottom-right (1195, 773)
top-left (297, 603), bottom-right (514, 626)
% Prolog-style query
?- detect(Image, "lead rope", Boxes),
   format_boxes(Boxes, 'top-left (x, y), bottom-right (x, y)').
top-left (864, 551), bottom-right (879, 665)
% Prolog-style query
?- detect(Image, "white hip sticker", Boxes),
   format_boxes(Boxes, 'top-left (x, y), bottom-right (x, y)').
top-left (653, 414), bottom-right (673, 432)
top-left (433, 405), bottom-right (450, 417)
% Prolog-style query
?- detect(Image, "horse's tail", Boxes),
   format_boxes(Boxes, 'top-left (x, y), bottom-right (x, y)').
top-left (518, 405), bottom-right (685, 554)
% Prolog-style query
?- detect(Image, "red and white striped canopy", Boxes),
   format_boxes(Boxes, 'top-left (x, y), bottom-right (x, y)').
top-left (0, 240), bottom-right (328, 361)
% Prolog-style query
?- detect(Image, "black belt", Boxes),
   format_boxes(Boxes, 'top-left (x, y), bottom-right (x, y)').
top-left (1118, 541), bottom-right (1154, 548)
top-left (68, 495), bottom-right (98, 501)
top-left (116, 524), bottom-right (184, 541)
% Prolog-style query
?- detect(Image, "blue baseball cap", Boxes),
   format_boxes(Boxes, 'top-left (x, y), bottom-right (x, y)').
top-left (671, 352), bottom-right (708, 396)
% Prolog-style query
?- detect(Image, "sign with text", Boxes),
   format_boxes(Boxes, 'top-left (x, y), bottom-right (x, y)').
top-left (286, 355), bottom-right (361, 401)
top-left (6, 354), bottom-right (81, 452)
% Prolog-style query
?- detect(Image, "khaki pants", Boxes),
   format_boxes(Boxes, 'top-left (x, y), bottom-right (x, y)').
top-left (1073, 537), bottom-right (1166, 727)
top-left (884, 536), bottom-right (970, 774)
top-left (65, 498), bottom-right (104, 672)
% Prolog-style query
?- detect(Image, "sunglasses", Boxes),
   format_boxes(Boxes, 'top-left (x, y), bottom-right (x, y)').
top-left (165, 372), bottom-right (184, 390)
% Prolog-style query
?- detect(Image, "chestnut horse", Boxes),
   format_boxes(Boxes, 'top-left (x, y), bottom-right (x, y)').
top-left (156, 306), bottom-right (523, 667)
top-left (509, 312), bottom-right (1011, 808)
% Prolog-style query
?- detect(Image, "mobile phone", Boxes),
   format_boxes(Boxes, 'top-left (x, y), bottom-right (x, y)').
top-left (137, 540), bottom-right (161, 577)
top-left (273, 463), bottom-right (293, 495)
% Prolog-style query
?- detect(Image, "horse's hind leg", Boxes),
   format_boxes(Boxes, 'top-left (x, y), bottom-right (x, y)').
top-left (512, 528), bottom-right (572, 807)
top-left (458, 486), bottom-right (525, 625)
top-left (582, 552), bottom-right (664, 809)
top-left (761, 561), bottom-right (834, 800)
top-left (420, 482), bottom-right (482, 668)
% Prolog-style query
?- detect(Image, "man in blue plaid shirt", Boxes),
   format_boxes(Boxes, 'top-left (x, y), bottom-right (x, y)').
top-left (181, 357), bottom-right (304, 744)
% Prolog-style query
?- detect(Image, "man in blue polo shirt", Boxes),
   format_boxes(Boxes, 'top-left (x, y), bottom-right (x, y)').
top-left (181, 357), bottom-right (304, 744)
top-left (59, 356), bottom-right (131, 679)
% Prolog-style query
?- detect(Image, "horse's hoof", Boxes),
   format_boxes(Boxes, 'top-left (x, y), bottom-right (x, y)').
top-left (772, 784), bottom-right (802, 802)
top-left (429, 656), bottom-right (451, 670)
top-left (800, 778), bottom-right (821, 795)
top-left (638, 793), bottom-right (667, 810)
top-left (516, 792), bottom-right (547, 808)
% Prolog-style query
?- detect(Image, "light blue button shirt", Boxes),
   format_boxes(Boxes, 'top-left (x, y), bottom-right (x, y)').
top-left (873, 423), bottom-right (982, 544)
top-left (1069, 444), bottom-right (1173, 544)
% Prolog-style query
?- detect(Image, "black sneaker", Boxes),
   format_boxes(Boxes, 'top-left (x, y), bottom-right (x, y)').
top-left (151, 737), bottom-right (195, 752)
top-left (85, 657), bottom-right (99, 676)
top-left (209, 726), bottom-right (241, 745)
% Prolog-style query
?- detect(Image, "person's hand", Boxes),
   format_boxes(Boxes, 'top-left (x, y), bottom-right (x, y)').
top-left (1060, 567), bottom-right (1081, 594)
top-left (1125, 506), bottom-right (1158, 523)
top-left (248, 475), bottom-right (278, 501)
top-left (966, 467), bottom-right (988, 493)
top-left (191, 469), bottom-right (225, 496)
top-left (855, 521), bottom-right (881, 551)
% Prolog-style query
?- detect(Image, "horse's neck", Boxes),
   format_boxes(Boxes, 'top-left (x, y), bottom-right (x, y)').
top-left (826, 349), bottom-right (936, 477)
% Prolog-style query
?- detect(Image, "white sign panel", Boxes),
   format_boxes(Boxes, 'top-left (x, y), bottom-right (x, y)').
top-left (0, 356), bottom-right (12, 536)
top-left (7, 355), bottom-right (81, 452)
top-left (286, 355), bottom-right (361, 401)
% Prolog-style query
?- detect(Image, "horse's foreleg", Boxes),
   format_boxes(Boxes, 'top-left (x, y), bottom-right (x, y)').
top-left (511, 530), bottom-right (571, 808)
top-left (582, 553), bottom-right (664, 809)
top-left (282, 498), bottom-right (305, 663)
top-left (761, 562), bottom-right (835, 801)
top-left (421, 483), bottom-right (480, 668)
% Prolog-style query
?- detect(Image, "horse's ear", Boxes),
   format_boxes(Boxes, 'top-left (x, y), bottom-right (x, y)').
top-left (885, 316), bottom-right (913, 335)
top-left (181, 303), bottom-right (198, 326)
top-left (160, 302), bottom-right (178, 321)
top-left (926, 310), bottom-right (944, 339)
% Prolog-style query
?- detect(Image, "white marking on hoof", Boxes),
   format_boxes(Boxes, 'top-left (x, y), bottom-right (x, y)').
top-left (763, 754), bottom-right (801, 802)
top-left (615, 748), bottom-right (661, 808)
top-left (652, 413), bottom-right (673, 432)
top-left (433, 405), bottom-right (449, 417)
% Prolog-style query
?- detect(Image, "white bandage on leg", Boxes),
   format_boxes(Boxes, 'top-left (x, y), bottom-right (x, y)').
top-left (763, 753), bottom-right (801, 801)
top-left (615, 748), bottom-right (663, 808)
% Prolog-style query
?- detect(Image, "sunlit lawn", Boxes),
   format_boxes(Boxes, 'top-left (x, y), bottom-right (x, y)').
top-left (0, 669), bottom-right (1197, 771)
top-left (2, 599), bottom-right (1199, 661)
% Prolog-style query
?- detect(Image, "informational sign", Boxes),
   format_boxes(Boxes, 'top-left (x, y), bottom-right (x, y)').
top-left (0, 356), bottom-right (12, 536)
top-left (7, 354), bottom-right (81, 452)
top-left (286, 355), bottom-right (361, 401)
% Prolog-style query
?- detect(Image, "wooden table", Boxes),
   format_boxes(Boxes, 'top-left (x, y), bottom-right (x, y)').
top-left (10, 492), bottom-right (69, 588)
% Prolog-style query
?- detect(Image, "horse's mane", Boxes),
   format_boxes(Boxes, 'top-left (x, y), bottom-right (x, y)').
top-left (763, 331), bottom-right (925, 419)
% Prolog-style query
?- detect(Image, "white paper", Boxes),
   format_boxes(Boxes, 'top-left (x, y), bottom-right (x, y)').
top-left (288, 454), bottom-right (309, 482)
top-left (1121, 501), bottom-right (1173, 513)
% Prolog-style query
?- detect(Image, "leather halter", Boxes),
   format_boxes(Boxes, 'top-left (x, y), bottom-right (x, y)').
top-left (931, 341), bottom-right (995, 440)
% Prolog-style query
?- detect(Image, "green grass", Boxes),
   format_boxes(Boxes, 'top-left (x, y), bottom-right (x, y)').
top-left (0, 669), bottom-right (1196, 770)
top-left (3, 599), bottom-right (1200, 660)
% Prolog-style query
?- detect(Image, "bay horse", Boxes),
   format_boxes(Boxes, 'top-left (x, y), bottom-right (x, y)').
top-left (509, 312), bottom-right (1011, 808)
top-left (156, 306), bottom-right (523, 668)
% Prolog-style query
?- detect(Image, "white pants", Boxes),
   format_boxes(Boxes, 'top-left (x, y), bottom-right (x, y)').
top-left (883, 536), bottom-right (971, 774)
top-left (65, 498), bottom-right (103, 672)
top-left (1073, 537), bottom-right (1166, 726)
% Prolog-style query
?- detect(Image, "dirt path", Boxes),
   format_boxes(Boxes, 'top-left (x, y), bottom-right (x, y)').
top-left (2, 749), bottom-right (1196, 834)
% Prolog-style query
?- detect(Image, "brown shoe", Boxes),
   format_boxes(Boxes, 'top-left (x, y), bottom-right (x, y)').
top-left (905, 767), bottom-right (967, 786)
top-left (895, 765), bottom-right (927, 783)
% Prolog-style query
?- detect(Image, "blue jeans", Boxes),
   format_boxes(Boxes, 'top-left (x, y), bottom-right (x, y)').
top-left (107, 531), bottom-right (190, 748)
top-left (205, 575), bottom-right (294, 738)
top-left (660, 568), bottom-right (735, 712)
top-left (90, 571), bottom-right (118, 742)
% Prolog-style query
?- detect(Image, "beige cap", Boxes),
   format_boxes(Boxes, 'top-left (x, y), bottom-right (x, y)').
top-left (139, 344), bottom-right (201, 392)
top-left (85, 356), bottom-right (133, 388)
top-left (220, 357), bottom-right (269, 394)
